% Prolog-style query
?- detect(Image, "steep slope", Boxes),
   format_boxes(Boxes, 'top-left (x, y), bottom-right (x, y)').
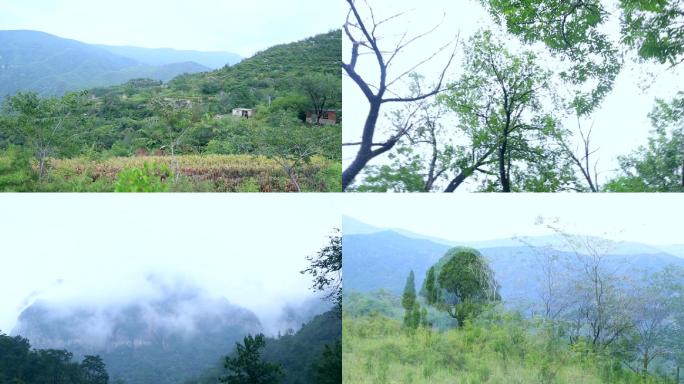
top-left (96, 45), bottom-right (242, 69)
top-left (0, 30), bottom-right (210, 97)
top-left (186, 309), bottom-right (342, 384)
top-left (12, 286), bottom-right (262, 384)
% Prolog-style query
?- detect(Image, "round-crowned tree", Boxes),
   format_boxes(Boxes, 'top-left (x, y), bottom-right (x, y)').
top-left (422, 247), bottom-right (500, 326)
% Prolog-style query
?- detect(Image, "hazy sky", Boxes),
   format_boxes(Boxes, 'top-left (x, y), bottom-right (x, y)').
top-left (0, 194), bottom-right (339, 334)
top-left (343, 193), bottom-right (684, 245)
top-left (342, 0), bottom-right (684, 188)
top-left (0, 0), bottom-right (344, 56)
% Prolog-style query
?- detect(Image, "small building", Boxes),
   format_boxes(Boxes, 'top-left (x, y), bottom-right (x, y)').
top-left (306, 109), bottom-right (338, 125)
top-left (232, 108), bottom-right (254, 118)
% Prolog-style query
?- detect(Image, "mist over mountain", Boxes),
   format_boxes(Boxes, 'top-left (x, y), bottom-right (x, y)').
top-left (95, 45), bottom-right (242, 69)
top-left (344, 217), bottom-right (684, 309)
top-left (9, 275), bottom-right (330, 384)
top-left (0, 30), bottom-right (226, 97)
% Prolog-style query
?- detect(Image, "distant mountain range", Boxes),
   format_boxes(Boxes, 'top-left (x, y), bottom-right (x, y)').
top-left (343, 216), bottom-right (684, 257)
top-left (343, 216), bottom-right (684, 308)
top-left (0, 30), bottom-right (242, 98)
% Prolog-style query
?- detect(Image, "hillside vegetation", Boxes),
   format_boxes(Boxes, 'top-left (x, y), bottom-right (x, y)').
top-left (344, 314), bottom-right (665, 384)
top-left (0, 30), bottom-right (342, 192)
top-left (344, 237), bottom-right (684, 384)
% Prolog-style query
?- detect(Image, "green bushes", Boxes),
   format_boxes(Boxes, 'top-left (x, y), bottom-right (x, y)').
top-left (343, 314), bottom-right (667, 384)
top-left (0, 146), bottom-right (36, 191)
top-left (115, 162), bottom-right (172, 192)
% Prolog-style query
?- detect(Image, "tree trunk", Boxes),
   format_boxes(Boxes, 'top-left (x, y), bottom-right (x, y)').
top-left (342, 101), bottom-right (382, 190)
top-left (499, 137), bottom-right (510, 192)
top-left (444, 172), bottom-right (468, 192)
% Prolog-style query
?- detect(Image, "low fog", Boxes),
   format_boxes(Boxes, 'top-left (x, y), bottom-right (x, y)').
top-left (0, 195), bottom-right (340, 337)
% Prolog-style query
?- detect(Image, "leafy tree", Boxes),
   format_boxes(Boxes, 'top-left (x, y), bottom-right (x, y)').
top-left (301, 229), bottom-right (342, 314)
top-left (439, 30), bottom-right (577, 192)
top-left (299, 74), bottom-right (341, 124)
top-left (606, 93), bottom-right (684, 191)
top-left (481, 0), bottom-right (621, 115)
top-left (423, 248), bottom-right (500, 325)
top-left (311, 341), bottom-right (341, 384)
top-left (81, 355), bottom-right (109, 384)
top-left (2, 91), bottom-right (88, 180)
top-left (257, 125), bottom-right (339, 192)
top-left (219, 334), bottom-right (283, 384)
top-left (620, 0), bottom-right (684, 66)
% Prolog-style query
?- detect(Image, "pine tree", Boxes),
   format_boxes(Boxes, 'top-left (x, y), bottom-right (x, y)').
top-left (424, 266), bottom-right (440, 305)
top-left (402, 271), bottom-right (417, 327)
top-left (219, 334), bottom-right (283, 384)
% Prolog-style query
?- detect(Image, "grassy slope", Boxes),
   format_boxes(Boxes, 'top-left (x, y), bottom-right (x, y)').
top-left (344, 315), bottom-right (666, 384)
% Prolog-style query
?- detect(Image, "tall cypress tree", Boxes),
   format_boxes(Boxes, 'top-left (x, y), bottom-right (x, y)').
top-left (402, 270), bottom-right (417, 328)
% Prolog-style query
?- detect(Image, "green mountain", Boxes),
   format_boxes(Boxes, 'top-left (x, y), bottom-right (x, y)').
top-left (95, 45), bottom-right (242, 69)
top-left (185, 309), bottom-right (341, 384)
top-left (164, 29), bottom-right (341, 110)
top-left (0, 30), bottom-right (211, 97)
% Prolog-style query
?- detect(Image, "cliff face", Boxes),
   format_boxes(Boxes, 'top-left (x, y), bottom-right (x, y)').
top-left (12, 286), bottom-right (262, 384)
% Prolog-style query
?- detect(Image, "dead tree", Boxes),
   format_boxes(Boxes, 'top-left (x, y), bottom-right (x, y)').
top-left (559, 117), bottom-right (600, 192)
top-left (342, 0), bottom-right (456, 190)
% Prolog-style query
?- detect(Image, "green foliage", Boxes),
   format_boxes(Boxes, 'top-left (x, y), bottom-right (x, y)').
top-left (343, 313), bottom-right (669, 384)
top-left (186, 310), bottom-right (342, 384)
top-left (606, 93), bottom-right (684, 191)
top-left (114, 162), bottom-right (171, 192)
top-left (219, 334), bottom-right (283, 384)
top-left (0, 332), bottom-right (111, 384)
top-left (401, 270), bottom-right (417, 311)
top-left (311, 341), bottom-right (341, 384)
top-left (0, 146), bottom-right (36, 191)
top-left (439, 30), bottom-right (579, 192)
top-left (482, 0), bottom-right (621, 114)
top-left (352, 147), bottom-right (428, 192)
top-left (423, 248), bottom-right (501, 325)
top-left (0, 30), bottom-right (341, 191)
top-left (301, 229), bottom-right (342, 314)
top-left (620, 0), bottom-right (684, 65)
top-left (81, 356), bottom-right (109, 384)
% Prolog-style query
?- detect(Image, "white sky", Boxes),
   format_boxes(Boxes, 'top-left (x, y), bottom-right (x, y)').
top-left (0, 0), bottom-right (344, 56)
top-left (343, 193), bottom-right (684, 245)
top-left (342, 0), bottom-right (684, 189)
top-left (0, 194), bottom-right (340, 334)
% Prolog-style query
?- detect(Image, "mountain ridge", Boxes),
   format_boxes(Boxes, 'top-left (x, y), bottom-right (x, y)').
top-left (0, 29), bottom-right (232, 97)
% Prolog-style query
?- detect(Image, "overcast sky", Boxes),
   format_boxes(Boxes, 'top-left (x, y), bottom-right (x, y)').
top-left (0, 194), bottom-right (339, 334)
top-left (343, 193), bottom-right (684, 245)
top-left (342, 0), bottom-right (684, 189)
top-left (0, 0), bottom-right (343, 56)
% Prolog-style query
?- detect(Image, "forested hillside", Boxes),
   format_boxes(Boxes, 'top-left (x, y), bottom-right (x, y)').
top-left (0, 30), bottom-right (342, 192)
top-left (185, 309), bottom-right (341, 384)
top-left (0, 333), bottom-right (110, 384)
